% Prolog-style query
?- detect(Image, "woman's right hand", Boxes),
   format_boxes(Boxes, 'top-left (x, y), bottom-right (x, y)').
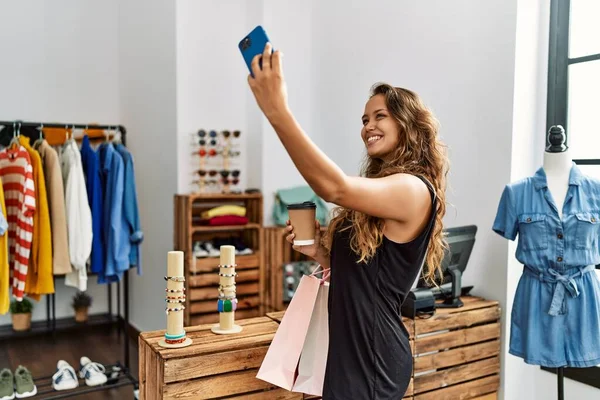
top-left (285, 219), bottom-right (322, 258)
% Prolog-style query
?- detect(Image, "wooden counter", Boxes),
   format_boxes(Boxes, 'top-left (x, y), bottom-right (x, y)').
top-left (138, 296), bottom-right (500, 400)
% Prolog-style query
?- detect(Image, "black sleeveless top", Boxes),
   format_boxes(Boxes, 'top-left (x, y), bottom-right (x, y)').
top-left (322, 176), bottom-right (437, 400)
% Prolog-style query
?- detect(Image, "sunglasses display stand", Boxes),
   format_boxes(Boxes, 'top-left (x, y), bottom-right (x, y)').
top-left (211, 245), bottom-right (243, 335)
top-left (193, 129), bottom-right (243, 194)
top-left (158, 251), bottom-right (192, 348)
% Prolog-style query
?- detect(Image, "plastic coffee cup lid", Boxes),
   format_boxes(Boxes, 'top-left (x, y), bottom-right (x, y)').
top-left (287, 201), bottom-right (316, 210)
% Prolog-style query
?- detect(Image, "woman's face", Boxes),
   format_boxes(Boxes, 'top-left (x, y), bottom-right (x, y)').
top-left (361, 94), bottom-right (400, 159)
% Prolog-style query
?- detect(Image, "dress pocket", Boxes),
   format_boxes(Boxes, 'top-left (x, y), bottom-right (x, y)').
top-left (517, 213), bottom-right (548, 251)
top-left (574, 212), bottom-right (600, 250)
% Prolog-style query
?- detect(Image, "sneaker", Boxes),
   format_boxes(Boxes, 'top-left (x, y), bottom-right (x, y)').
top-left (79, 357), bottom-right (107, 387)
top-left (13, 366), bottom-right (36, 398)
top-left (52, 361), bottom-right (78, 391)
top-left (203, 241), bottom-right (220, 257)
top-left (193, 241), bottom-right (208, 258)
top-left (0, 369), bottom-right (14, 400)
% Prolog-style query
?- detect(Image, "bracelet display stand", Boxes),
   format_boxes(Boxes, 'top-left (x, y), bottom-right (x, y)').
top-left (211, 245), bottom-right (243, 334)
top-left (159, 251), bottom-right (193, 348)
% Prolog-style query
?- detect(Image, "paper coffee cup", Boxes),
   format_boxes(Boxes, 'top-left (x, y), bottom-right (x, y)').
top-left (287, 201), bottom-right (317, 245)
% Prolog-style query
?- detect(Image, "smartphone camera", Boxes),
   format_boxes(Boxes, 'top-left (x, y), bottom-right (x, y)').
top-left (241, 37), bottom-right (252, 51)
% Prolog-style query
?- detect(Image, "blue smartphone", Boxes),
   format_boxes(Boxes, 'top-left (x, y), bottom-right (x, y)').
top-left (239, 25), bottom-right (272, 76)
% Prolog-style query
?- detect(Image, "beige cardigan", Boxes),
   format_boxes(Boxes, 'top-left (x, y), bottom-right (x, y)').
top-left (36, 140), bottom-right (72, 275)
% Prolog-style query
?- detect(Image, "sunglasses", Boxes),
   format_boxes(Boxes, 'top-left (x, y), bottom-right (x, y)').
top-left (198, 169), bottom-right (218, 177)
top-left (222, 130), bottom-right (231, 138)
top-left (197, 129), bottom-right (206, 138)
top-left (222, 178), bottom-right (240, 185)
top-left (209, 130), bottom-right (217, 138)
top-left (197, 149), bottom-right (218, 157)
top-left (199, 139), bottom-right (217, 146)
top-left (233, 130), bottom-right (241, 138)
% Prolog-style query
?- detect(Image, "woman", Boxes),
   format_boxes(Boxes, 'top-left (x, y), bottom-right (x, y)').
top-left (248, 43), bottom-right (449, 399)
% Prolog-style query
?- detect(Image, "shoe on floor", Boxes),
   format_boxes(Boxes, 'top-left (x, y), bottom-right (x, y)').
top-left (52, 361), bottom-right (78, 391)
top-left (0, 368), bottom-right (14, 400)
top-left (13, 366), bottom-right (36, 399)
top-left (79, 357), bottom-right (107, 387)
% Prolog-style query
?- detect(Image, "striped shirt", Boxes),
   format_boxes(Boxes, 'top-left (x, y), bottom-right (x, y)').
top-left (0, 146), bottom-right (36, 301)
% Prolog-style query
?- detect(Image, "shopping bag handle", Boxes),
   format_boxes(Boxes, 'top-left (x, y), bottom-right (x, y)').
top-left (310, 264), bottom-right (330, 282)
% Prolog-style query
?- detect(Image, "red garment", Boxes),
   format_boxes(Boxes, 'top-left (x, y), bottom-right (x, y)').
top-left (207, 215), bottom-right (249, 226)
top-left (0, 146), bottom-right (36, 301)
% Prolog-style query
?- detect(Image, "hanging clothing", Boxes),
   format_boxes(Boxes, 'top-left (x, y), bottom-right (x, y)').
top-left (0, 183), bottom-right (10, 314)
top-left (80, 135), bottom-right (104, 276)
top-left (34, 139), bottom-right (71, 275)
top-left (0, 145), bottom-right (36, 301)
top-left (97, 143), bottom-right (130, 283)
top-left (60, 140), bottom-right (92, 291)
top-left (115, 144), bottom-right (143, 275)
top-left (19, 136), bottom-right (54, 300)
top-left (493, 163), bottom-right (600, 367)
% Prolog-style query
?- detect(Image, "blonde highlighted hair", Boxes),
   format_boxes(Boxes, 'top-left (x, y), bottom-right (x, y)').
top-left (322, 83), bottom-right (449, 286)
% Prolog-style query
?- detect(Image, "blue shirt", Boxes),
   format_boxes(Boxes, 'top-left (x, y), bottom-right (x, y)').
top-left (115, 144), bottom-right (143, 275)
top-left (98, 143), bottom-right (131, 283)
top-left (493, 163), bottom-right (600, 367)
top-left (80, 135), bottom-right (105, 276)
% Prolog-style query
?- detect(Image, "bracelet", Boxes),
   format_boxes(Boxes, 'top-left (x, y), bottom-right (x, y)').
top-left (218, 284), bottom-right (235, 291)
top-left (165, 288), bottom-right (186, 293)
top-left (165, 332), bottom-right (186, 340)
top-left (217, 298), bottom-right (238, 312)
top-left (219, 272), bottom-right (237, 278)
top-left (166, 295), bottom-right (186, 300)
top-left (218, 264), bottom-right (237, 268)
top-left (218, 294), bottom-right (236, 300)
top-left (166, 298), bottom-right (186, 304)
top-left (165, 337), bottom-right (187, 345)
top-left (165, 306), bottom-right (185, 315)
top-left (164, 276), bottom-right (185, 282)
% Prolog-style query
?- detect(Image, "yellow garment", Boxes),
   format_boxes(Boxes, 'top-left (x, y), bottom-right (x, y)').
top-left (0, 183), bottom-right (9, 314)
top-left (19, 136), bottom-right (54, 300)
top-left (201, 205), bottom-right (246, 219)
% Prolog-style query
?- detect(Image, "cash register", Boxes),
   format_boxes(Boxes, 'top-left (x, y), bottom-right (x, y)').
top-left (401, 225), bottom-right (478, 318)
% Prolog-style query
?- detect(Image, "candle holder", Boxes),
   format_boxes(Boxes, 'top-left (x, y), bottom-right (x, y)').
top-left (211, 245), bottom-right (243, 334)
top-left (158, 251), bottom-right (193, 348)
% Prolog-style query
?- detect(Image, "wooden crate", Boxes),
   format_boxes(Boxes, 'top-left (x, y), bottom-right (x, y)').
top-left (138, 316), bottom-right (304, 400)
top-left (266, 311), bottom-right (415, 400)
top-left (174, 193), bottom-right (265, 326)
top-left (411, 296), bottom-right (501, 400)
top-left (263, 226), bottom-right (327, 313)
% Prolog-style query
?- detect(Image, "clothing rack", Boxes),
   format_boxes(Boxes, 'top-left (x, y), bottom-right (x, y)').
top-left (0, 120), bottom-right (137, 399)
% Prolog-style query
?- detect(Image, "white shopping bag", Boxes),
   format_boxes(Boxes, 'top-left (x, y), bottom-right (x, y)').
top-left (291, 279), bottom-right (330, 396)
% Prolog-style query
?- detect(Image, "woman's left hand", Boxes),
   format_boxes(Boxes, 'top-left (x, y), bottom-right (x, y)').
top-left (247, 43), bottom-right (289, 121)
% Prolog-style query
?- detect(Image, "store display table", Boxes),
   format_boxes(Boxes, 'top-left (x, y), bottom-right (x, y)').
top-left (138, 296), bottom-right (500, 400)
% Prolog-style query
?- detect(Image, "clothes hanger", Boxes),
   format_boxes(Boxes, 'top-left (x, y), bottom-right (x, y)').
top-left (33, 123), bottom-right (44, 148)
top-left (8, 121), bottom-right (21, 149)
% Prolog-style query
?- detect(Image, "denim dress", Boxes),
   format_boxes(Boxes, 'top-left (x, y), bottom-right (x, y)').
top-left (493, 163), bottom-right (600, 367)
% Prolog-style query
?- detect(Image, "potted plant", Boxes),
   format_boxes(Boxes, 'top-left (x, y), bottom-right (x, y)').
top-left (9, 298), bottom-right (33, 331)
top-left (72, 291), bottom-right (92, 322)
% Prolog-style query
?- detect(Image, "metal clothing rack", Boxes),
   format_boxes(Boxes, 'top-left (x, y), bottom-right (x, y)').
top-left (0, 120), bottom-right (137, 399)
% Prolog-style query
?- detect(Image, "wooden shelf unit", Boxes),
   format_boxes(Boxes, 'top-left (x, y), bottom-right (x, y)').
top-left (174, 193), bottom-right (265, 326)
top-left (263, 225), bottom-right (328, 312)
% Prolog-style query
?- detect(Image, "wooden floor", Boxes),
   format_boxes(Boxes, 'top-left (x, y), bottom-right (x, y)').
top-left (0, 326), bottom-right (138, 400)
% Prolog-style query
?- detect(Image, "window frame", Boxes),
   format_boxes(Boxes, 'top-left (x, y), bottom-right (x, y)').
top-left (543, 0), bottom-right (600, 390)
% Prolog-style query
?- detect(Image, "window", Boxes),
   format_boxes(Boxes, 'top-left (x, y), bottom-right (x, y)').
top-left (544, 0), bottom-right (600, 390)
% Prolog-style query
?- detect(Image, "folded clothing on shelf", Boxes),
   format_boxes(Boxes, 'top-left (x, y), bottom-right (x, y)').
top-left (200, 205), bottom-right (246, 219)
top-left (203, 215), bottom-right (249, 226)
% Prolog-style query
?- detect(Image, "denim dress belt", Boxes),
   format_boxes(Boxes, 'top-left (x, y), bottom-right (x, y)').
top-left (524, 264), bottom-right (596, 316)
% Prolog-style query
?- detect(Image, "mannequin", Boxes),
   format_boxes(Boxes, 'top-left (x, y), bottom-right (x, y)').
top-left (542, 125), bottom-right (570, 400)
top-left (493, 124), bottom-right (600, 400)
top-left (543, 126), bottom-right (572, 219)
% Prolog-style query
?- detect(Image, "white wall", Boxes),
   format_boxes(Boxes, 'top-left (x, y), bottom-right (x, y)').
top-left (118, 0), bottom-right (178, 333)
top-left (0, 0), bottom-right (120, 325)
